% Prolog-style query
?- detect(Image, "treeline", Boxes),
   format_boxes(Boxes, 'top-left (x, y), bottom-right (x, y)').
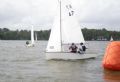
top-left (0, 28), bottom-right (120, 40)
top-left (82, 28), bottom-right (120, 41)
top-left (0, 28), bottom-right (50, 40)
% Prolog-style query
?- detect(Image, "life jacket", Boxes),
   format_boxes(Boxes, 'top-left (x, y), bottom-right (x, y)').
top-left (70, 45), bottom-right (77, 51)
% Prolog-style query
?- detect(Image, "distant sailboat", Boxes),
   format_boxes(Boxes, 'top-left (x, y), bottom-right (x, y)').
top-left (26, 26), bottom-right (35, 47)
top-left (110, 36), bottom-right (113, 41)
top-left (45, 0), bottom-right (97, 60)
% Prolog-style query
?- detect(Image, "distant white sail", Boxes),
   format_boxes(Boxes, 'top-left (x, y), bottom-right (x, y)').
top-left (26, 25), bottom-right (35, 47)
top-left (110, 36), bottom-right (113, 41)
top-left (31, 26), bottom-right (34, 45)
top-left (46, 0), bottom-right (84, 52)
top-left (35, 33), bottom-right (38, 41)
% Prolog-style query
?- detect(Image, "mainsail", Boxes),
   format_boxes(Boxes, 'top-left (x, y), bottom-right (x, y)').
top-left (61, 4), bottom-right (84, 43)
top-left (46, 0), bottom-right (84, 52)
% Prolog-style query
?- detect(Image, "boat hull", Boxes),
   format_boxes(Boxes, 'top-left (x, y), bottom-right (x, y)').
top-left (46, 52), bottom-right (98, 60)
top-left (26, 44), bottom-right (34, 47)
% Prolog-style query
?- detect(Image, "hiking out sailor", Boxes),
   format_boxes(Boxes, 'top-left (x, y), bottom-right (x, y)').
top-left (69, 43), bottom-right (78, 53)
top-left (78, 42), bottom-right (87, 54)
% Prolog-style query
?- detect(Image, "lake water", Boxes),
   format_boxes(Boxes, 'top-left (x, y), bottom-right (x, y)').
top-left (0, 40), bottom-right (120, 82)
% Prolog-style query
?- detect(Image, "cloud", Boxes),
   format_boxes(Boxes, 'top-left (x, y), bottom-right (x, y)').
top-left (0, 0), bottom-right (120, 30)
top-left (74, 0), bottom-right (120, 28)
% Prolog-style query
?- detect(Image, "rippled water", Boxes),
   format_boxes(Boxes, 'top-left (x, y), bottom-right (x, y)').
top-left (0, 40), bottom-right (120, 82)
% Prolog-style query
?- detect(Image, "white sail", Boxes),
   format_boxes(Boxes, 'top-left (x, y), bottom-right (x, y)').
top-left (110, 36), bottom-right (113, 41)
top-left (61, 14), bottom-right (84, 44)
top-left (31, 26), bottom-right (34, 44)
top-left (35, 33), bottom-right (38, 41)
top-left (61, 0), bottom-right (84, 44)
top-left (46, 0), bottom-right (84, 52)
top-left (46, 4), bottom-right (61, 52)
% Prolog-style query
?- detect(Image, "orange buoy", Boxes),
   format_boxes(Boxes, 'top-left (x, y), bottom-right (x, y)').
top-left (103, 41), bottom-right (120, 71)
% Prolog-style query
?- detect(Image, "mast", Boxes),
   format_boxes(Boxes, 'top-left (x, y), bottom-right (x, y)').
top-left (59, 0), bottom-right (63, 52)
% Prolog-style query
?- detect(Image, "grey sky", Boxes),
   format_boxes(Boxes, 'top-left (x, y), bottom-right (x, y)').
top-left (0, 0), bottom-right (120, 30)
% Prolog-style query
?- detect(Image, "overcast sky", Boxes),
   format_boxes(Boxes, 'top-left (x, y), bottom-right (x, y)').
top-left (0, 0), bottom-right (120, 30)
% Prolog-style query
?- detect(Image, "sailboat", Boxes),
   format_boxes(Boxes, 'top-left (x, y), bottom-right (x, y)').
top-left (110, 36), bottom-right (113, 41)
top-left (26, 26), bottom-right (35, 47)
top-left (46, 0), bottom-right (97, 60)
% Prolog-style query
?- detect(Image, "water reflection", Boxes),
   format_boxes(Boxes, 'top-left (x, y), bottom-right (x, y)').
top-left (103, 69), bottom-right (120, 82)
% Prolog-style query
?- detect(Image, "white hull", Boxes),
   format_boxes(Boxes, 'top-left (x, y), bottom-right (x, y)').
top-left (46, 52), bottom-right (98, 60)
top-left (26, 44), bottom-right (34, 47)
